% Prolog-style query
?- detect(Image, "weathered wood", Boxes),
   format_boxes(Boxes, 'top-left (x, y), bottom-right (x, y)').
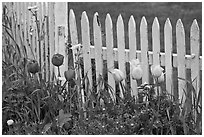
top-left (140, 16), bottom-right (149, 83)
top-left (81, 11), bottom-right (92, 98)
top-left (176, 19), bottom-right (186, 103)
top-left (117, 14), bottom-right (126, 98)
top-left (190, 19), bottom-right (200, 99)
top-left (164, 18), bottom-right (173, 96)
top-left (93, 12), bottom-right (103, 88)
top-left (128, 15), bottom-right (138, 97)
top-left (105, 13), bottom-right (116, 102)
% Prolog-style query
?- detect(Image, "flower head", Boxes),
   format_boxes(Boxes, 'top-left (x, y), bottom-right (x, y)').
top-left (111, 69), bottom-right (125, 83)
top-left (64, 68), bottom-right (75, 81)
top-left (131, 65), bottom-right (143, 80)
top-left (7, 119), bottom-right (14, 126)
top-left (52, 53), bottom-right (64, 67)
top-left (27, 60), bottom-right (40, 74)
top-left (158, 72), bottom-right (165, 83)
top-left (129, 59), bottom-right (140, 71)
top-left (151, 65), bottom-right (164, 78)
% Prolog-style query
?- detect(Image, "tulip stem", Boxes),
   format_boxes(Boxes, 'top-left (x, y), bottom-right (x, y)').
top-left (58, 66), bottom-right (61, 77)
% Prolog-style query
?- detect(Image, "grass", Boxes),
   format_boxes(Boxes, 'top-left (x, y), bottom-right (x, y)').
top-left (68, 2), bottom-right (202, 55)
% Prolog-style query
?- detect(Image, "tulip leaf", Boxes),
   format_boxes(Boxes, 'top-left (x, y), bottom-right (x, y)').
top-left (56, 109), bottom-right (72, 128)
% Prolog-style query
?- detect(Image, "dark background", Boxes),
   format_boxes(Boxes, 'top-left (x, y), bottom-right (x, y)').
top-left (68, 2), bottom-right (202, 55)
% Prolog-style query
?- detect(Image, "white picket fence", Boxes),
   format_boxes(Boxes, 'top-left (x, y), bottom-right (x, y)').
top-left (2, 2), bottom-right (202, 103)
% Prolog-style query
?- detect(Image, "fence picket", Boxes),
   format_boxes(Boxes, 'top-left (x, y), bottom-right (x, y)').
top-left (69, 9), bottom-right (81, 76)
top-left (190, 19), bottom-right (200, 99)
top-left (81, 11), bottom-right (92, 96)
top-left (93, 12), bottom-right (103, 90)
top-left (117, 14), bottom-right (126, 98)
top-left (48, 2), bottom-right (55, 81)
top-left (152, 17), bottom-right (160, 66)
top-left (164, 18), bottom-right (173, 96)
top-left (128, 15), bottom-right (138, 97)
top-left (55, 3), bottom-right (68, 79)
top-left (105, 13), bottom-right (116, 102)
top-left (140, 16), bottom-right (149, 84)
top-left (176, 19), bottom-right (186, 103)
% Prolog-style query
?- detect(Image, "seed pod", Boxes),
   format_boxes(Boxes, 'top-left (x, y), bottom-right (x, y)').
top-left (52, 53), bottom-right (64, 67)
top-left (64, 68), bottom-right (75, 81)
top-left (151, 65), bottom-right (164, 78)
top-left (27, 60), bottom-right (39, 74)
top-left (111, 69), bottom-right (125, 83)
top-left (132, 65), bottom-right (143, 80)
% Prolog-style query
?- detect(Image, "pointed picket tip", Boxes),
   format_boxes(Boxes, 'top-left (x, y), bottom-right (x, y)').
top-left (105, 13), bottom-right (112, 25)
top-left (191, 19), bottom-right (199, 32)
top-left (128, 15), bottom-right (135, 25)
top-left (117, 14), bottom-right (123, 22)
top-left (153, 17), bottom-right (159, 24)
top-left (106, 13), bottom-right (111, 20)
top-left (117, 14), bottom-right (124, 27)
top-left (81, 11), bottom-right (88, 21)
top-left (69, 9), bottom-right (76, 20)
top-left (152, 17), bottom-right (160, 29)
top-left (140, 16), bottom-right (147, 26)
top-left (165, 18), bottom-right (172, 26)
top-left (176, 19), bottom-right (184, 28)
top-left (94, 12), bottom-right (99, 17)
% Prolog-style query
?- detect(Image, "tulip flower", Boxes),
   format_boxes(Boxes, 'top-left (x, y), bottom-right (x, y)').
top-left (7, 119), bottom-right (14, 126)
top-left (52, 53), bottom-right (64, 67)
top-left (27, 60), bottom-right (39, 74)
top-left (64, 68), bottom-right (75, 81)
top-left (158, 72), bottom-right (165, 83)
top-left (131, 65), bottom-right (143, 80)
top-left (111, 69), bottom-right (125, 83)
top-left (129, 59), bottom-right (140, 71)
top-left (151, 65), bottom-right (164, 78)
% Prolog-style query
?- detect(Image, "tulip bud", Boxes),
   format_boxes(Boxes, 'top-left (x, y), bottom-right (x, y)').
top-left (7, 119), bottom-right (14, 126)
top-left (132, 65), bottom-right (143, 80)
top-left (27, 60), bottom-right (39, 74)
top-left (111, 69), bottom-right (125, 83)
top-left (64, 68), bottom-right (75, 81)
top-left (158, 72), bottom-right (164, 83)
top-left (52, 53), bottom-right (64, 67)
top-left (151, 65), bottom-right (164, 78)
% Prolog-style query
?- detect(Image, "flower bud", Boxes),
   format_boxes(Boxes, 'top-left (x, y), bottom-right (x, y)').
top-left (27, 60), bottom-right (39, 74)
top-left (111, 69), bottom-right (125, 83)
top-left (52, 53), bottom-right (64, 67)
top-left (132, 65), bottom-right (143, 80)
top-left (158, 72), bottom-right (165, 83)
top-left (7, 119), bottom-right (14, 126)
top-left (151, 65), bottom-right (164, 78)
top-left (64, 68), bottom-right (75, 81)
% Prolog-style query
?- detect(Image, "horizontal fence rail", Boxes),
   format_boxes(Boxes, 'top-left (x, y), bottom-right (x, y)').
top-left (2, 2), bottom-right (202, 104)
